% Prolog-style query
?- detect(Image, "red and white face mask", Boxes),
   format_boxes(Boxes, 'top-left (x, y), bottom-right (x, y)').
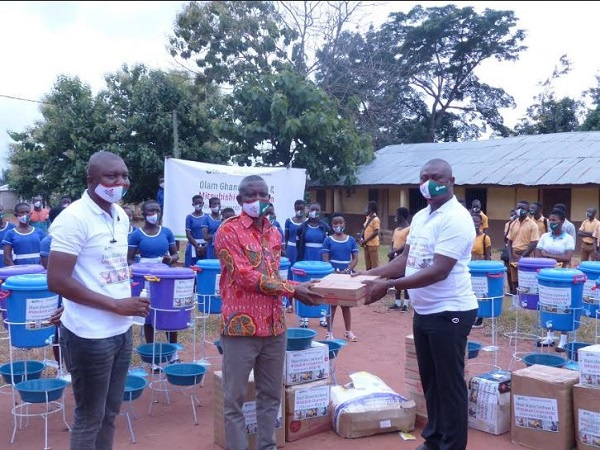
top-left (95, 183), bottom-right (128, 203)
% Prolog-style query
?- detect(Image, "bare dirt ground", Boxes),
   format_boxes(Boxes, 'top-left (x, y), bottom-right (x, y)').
top-left (0, 292), bottom-right (537, 450)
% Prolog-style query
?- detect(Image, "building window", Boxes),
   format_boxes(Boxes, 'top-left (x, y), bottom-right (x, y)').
top-left (409, 188), bottom-right (427, 215)
top-left (465, 188), bottom-right (487, 212)
top-left (316, 189), bottom-right (327, 211)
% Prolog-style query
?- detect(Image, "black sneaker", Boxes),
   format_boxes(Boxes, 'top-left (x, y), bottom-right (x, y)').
top-left (389, 304), bottom-right (400, 310)
top-left (399, 305), bottom-right (408, 312)
top-left (472, 317), bottom-right (484, 328)
top-left (555, 346), bottom-right (566, 353)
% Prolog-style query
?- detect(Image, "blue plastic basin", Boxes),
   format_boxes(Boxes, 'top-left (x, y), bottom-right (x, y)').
top-left (136, 343), bottom-right (177, 364)
top-left (286, 328), bottom-right (317, 351)
top-left (522, 353), bottom-right (567, 368)
top-left (123, 375), bottom-right (147, 402)
top-left (15, 378), bottom-right (68, 403)
top-left (163, 363), bottom-right (206, 386)
top-left (468, 341), bottom-right (482, 359)
top-left (0, 360), bottom-right (45, 384)
top-left (316, 340), bottom-right (343, 360)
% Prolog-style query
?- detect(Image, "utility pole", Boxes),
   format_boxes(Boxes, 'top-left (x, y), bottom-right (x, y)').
top-left (173, 110), bottom-right (180, 159)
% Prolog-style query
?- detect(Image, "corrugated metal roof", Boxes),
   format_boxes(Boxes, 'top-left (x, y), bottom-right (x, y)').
top-left (325, 131), bottom-right (600, 187)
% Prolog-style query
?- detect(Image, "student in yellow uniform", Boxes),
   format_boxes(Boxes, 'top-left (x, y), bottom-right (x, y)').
top-left (507, 200), bottom-right (540, 294)
top-left (388, 207), bottom-right (410, 311)
top-left (471, 199), bottom-right (488, 232)
top-left (529, 202), bottom-right (549, 237)
top-left (578, 207), bottom-right (599, 261)
top-left (359, 201), bottom-right (380, 270)
top-left (471, 214), bottom-right (492, 328)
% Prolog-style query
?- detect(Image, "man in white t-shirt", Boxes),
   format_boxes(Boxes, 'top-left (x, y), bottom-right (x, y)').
top-left (48, 151), bottom-right (150, 449)
top-left (358, 158), bottom-right (477, 450)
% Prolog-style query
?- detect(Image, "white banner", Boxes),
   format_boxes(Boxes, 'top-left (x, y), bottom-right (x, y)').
top-left (163, 158), bottom-right (307, 239)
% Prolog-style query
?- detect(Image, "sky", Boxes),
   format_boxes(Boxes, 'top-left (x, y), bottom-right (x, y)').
top-left (1, 1), bottom-right (599, 173)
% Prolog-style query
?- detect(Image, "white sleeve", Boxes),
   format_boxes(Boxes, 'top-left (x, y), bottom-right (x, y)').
top-left (49, 212), bottom-right (85, 256)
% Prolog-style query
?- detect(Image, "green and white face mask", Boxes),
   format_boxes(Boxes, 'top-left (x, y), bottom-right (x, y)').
top-left (419, 180), bottom-right (448, 199)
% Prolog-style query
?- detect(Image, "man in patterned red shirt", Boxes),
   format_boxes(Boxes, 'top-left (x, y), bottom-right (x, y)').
top-left (214, 175), bottom-right (322, 450)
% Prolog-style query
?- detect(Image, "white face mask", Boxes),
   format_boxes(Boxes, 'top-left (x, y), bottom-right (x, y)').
top-left (333, 226), bottom-right (344, 234)
top-left (211, 206), bottom-right (220, 213)
top-left (159, 183), bottom-right (164, 189)
top-left (146, 214), bottom-right (159, 225)
top-left (308, 210), bottom-right (319, 219)
top-left (242, 200), bottom-right (269, 218)
top-left (18, 215), bottom-right (30, 224)
top-left (194, 204), bottom-right (203, 212)
top-left (33, 201), bottom-right (42, 208)
top-left (94, 183), bottom-right (126, 203)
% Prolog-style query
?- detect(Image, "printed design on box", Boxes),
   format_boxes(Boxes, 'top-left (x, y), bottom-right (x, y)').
top-left (538, 285), bottom-right (572, 309)
top-left (242, 400), bottom-right (283, 435)
top-left (518, 270), bottom-right (539, 294)
top-left (579, 409), bottom-right (600, 448)
top-left (471, 276), bottom-right (489, 299)
top-left (26, 295), bottom-right (59, 329)
top-left (286, 344), bottom-right (329, 386)
top-left (579, 346), bottom-right (600, 386)
top-left (513, 395), bottom-right (559, 432)
top-left (469, 379), bottom-right (504, 422)
top-left (172, 278), bottom-right (195, 308)
top-left (293, 385), bottom-right (330, 420)
top-left (583, 280), bottom-right (599, 303)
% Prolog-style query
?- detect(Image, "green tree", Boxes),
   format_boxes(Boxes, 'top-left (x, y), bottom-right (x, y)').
top-left (7, 75), bottom-right (112, 203)
top-left (220, 69), bottom-right (373, 185)
top-left (169, 1), bottom-right (295, 85)
top-left (515, 56), bottom-right (583, 135)
top-left (358, 5), bottom-right (526, 142)
top-left (580, 74), bottom-right (600, 131)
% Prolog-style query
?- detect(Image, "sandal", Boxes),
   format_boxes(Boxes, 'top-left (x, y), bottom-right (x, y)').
top-left (325, 332), bottom-right (334, 340)
top-left (344, 331), bottom-right (358, 342)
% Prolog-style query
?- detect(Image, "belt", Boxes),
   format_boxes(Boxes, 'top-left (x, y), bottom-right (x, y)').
top-left (140, 257), bottom-right (163, 263)
top-left (305, 243), bottom-right (322, 248)
top-left (330, 259), bottom-right (351, 265)
top-left (14, 253), bottom-right (40, 260)
top-left (286, 241), bottom-right (296, 247)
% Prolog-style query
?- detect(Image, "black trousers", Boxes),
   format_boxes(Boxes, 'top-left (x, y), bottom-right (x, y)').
top-left (413, 308), bottom-right (477, 450)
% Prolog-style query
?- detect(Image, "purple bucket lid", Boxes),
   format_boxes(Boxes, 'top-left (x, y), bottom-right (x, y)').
top-left (0, 264), bottom-right (46, 281)
top-left (148, 267), bottom-right (195, 279)
top-left (131, 262), bottom-right (168, 277)
top-left (517, 257), bottom-right (557, 269)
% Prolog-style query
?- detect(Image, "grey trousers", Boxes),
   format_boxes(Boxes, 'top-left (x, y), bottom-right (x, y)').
top-left (60, 325), bottom-right (133, 450)
top-left (221, 333), bottom-right (286, 450)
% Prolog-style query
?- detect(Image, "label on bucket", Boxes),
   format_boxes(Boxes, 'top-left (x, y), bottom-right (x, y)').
top-left (518, 270), bottom-right (540, 294)
top-left (173, 279), bottom-right (195, 308)
top-left (584, 280), bottom-right (598, 302)
top-left (513, 395), bottom-right (559, 432)
top-left (471, 277), bottom-right (488, 298)
top-left (539, 286), bottom-right (572, 308)
top-left (26, 295), bottom-right (59, 329)
top-left (293, 385), bottom-right (330, 419)
top-left (215, 274), bottom-right (221, 296)
top-left (579, 409), bottom-right (600, 445)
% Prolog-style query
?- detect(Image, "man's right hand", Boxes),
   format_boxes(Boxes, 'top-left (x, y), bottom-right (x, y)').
top-left (113, 297), bottom-right (151, 317)
top-left (294, 282), bottom-right (324, 306)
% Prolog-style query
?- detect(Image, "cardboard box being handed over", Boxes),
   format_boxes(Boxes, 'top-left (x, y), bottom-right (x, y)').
top-left (310, 273), bottom-right (380, 307)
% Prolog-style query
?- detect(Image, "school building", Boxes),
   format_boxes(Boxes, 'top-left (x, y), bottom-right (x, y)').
top-left (308, 131), bottom-right (600, 250)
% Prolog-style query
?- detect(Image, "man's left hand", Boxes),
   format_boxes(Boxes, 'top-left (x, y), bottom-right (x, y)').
top-left (294, 281), bottom-right (324, 306)
top-left (362, 279), bottom-right (390, 305)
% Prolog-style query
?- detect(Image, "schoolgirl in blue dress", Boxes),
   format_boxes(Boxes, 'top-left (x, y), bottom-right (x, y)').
top-left (202, 197), bottom-right (222, 260)
top-left (2, 202), bottom-right (46, 266)
top-left (127, 200), bottom-right (181, 363)
top-left (284, 199), bottom-right (307, 269)
top-left (184, 195), bottom-right (207, 267)
top-left (0, 204), bottom-right (16, 268)
top-left (322, 212), bottom-right (359, 342)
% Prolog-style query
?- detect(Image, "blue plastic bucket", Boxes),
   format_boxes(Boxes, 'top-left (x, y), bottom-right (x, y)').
top-left (280, 257), bottom-right (290, 308)
top-left (291, 261), bottom-right (334, 318)
top-left (195, 259), bottom-right (222, 314)
top-left (577, 261), bottom-right (600, 318)
top-left (468, 261), bottom-right (506, 318)
top-left (147, 267), bottom-right (196, 331)
top-left (2, 274), bottom-right (60, 348)
top-left (517, 257), bottom-right (558, 310)
top-left (538, 268), bottom-right (586, 332)
top-left (0, 264), bottom-right (46, 330)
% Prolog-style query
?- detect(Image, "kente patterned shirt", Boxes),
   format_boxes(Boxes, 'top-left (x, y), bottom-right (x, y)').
top-left (214, 212), bottom-right (296, 337)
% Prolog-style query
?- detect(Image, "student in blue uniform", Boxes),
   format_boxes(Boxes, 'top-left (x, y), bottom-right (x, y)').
top-left (2, 202), bottom-right (46, 266)
top-left (185, 195), bottom-right (207, 267)
top-left (284, 199), bottom-right (306, 269)
top-left (322, 212), bottom-right (359, 341)
top-left (203, 197), bottom-right (222, 259)
top-left (128, 200), bottom-right (181, 364)
top-left (297, 202), bottom-right (331, 328)
top-left (0, 205), bottom-right (16, 268)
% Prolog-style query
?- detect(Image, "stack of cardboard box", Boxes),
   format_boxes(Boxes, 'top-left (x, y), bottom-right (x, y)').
top-left (311, 273), bottom-right (379, 307)
top-left (284, 341), bottom-right (333, 442)
top-left (573, 344), bottom-right (600, 449)
top-left (468, 370), bottom-right (511, 435)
